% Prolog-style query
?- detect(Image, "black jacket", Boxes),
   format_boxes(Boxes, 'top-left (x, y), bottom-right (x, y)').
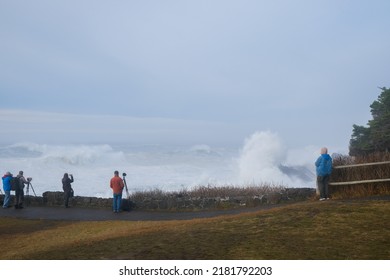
top-left (62, 175), bottom-right (74, 192)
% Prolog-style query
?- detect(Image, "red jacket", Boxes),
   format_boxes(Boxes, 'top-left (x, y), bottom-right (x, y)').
top-left (110, 176), bottom-right (124, 194)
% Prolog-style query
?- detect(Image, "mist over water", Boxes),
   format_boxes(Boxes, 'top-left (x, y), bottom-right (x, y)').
top-left (0, 132), bottom-right (316, 198)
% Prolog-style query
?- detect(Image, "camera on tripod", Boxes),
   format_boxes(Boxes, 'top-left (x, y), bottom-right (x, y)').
top-left (122, 173), bottom-right (127, 177)
top-left (27, 177), bottom-right (32, 182)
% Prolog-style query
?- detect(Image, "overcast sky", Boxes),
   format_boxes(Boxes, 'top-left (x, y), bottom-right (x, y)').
top-left (1, 0), bottom-right (389, 151)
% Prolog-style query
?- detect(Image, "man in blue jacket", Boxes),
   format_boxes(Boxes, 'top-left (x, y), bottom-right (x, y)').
top-left (2, 172), bottom-right (12, 208)
top-left (315, 147), bottom-right (333, 201)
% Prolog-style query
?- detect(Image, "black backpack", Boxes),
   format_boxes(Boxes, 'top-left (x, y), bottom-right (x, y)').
top-left (10, 177), bottom-right (20, 191)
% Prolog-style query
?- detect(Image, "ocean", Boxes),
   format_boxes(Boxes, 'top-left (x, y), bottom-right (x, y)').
top-left (0, 132), bottom-right (316, 198)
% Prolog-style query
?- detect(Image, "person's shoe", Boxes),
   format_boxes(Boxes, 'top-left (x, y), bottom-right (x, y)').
top-left (319, 198), bottom-right (326, 201)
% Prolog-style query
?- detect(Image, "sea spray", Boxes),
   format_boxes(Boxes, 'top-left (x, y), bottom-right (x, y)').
top-left (238, 131), bottom-right (293, 184)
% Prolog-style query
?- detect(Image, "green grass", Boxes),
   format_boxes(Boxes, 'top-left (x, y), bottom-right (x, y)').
top-left (1, 199), bottom-right (389, 259)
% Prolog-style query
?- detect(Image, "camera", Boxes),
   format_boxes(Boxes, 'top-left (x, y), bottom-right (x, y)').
top-left (122, 173), bottom-right (127, 177)
top-left (27, 177), bottom-right (32, 182)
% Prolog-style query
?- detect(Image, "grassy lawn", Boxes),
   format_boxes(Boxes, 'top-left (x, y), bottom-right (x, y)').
top-left (1, 199), bottom-right (389, 259)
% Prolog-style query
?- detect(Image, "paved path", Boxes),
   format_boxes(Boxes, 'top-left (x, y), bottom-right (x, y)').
top-left (0, 204), bottom-right (281, 222)
top-left (3, 196), bottom-right (387, 222)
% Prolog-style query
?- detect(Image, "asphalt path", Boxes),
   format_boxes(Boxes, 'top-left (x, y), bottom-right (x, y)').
top-left (0, 204), bottom-right (282, 222)
top-left (4, 196), bottom-right (387, 222)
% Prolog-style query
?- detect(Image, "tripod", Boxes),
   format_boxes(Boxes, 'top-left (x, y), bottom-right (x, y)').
top-left (25, 181), bottom-right (37, 206)
top-left (121, 173), bottom-right (132, 212)
top-left (122, 174), bottom-right (130, 199)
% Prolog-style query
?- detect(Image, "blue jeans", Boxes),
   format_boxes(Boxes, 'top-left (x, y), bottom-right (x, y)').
top-left (3, 190), bottom-right (11, 208)
top-left (113, 193), bottom-right (122, 212)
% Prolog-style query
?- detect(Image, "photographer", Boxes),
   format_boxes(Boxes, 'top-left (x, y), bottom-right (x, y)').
top-left (110, 171), bottom-right (124, 213)
top-left (62, 173), bottom-right (74, 208)
top-left (15, 171), bottom-right (29, 209)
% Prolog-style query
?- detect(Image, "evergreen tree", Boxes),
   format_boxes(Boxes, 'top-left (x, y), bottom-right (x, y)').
top-left (349, 87), bottom-right (390, 156)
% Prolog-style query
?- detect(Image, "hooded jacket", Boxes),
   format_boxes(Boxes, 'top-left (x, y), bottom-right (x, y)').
top-left (315, 154), bottom-right (333, 176)
top-left (2, 174), bottom-right (12, 192)
top-left (62, 174), bottom-right (74, 192)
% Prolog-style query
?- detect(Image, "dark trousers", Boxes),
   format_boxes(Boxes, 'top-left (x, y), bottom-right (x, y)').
top-left (317, 175), bottom-right (330, 199)
top-left (64, 191), bottom-right (71, 207)
top-left (15, 188), bottom-right (24, 208)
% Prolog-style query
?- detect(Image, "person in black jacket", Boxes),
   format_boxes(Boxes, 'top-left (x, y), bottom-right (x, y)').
top-left (62, 173), bottom-right (74, 208)
top-left (15, 171), bottom-right (28, 209)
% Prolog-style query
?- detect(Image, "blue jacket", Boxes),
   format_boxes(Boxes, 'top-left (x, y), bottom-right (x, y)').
top-left (315, 154), bottom-right (332, 176)
top-left (2, 175), bottom-right (12, 191)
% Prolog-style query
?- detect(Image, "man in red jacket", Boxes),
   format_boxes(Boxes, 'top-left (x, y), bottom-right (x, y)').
top-left (110, 170), bottom-right (124, 213)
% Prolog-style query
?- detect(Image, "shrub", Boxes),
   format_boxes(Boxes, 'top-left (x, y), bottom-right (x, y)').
top-left (330, 152), bottom-right (390, 198)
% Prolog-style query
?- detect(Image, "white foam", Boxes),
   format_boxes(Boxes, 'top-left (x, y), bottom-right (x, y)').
top-left (238, 131), bottom-right (292, 185)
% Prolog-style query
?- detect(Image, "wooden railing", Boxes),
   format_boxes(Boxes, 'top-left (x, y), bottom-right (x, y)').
top-left (329, 161), bottom-right (390, 186)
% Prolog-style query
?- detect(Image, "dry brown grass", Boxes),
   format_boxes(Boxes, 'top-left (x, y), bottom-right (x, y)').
top-left (131, 183), bottom-right (286, 201)
top-left (1, 199), bottom-right (389, 260)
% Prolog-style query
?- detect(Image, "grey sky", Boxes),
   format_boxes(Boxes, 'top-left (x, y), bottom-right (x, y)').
top-left (1, 0), bottom-right (389, 150)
